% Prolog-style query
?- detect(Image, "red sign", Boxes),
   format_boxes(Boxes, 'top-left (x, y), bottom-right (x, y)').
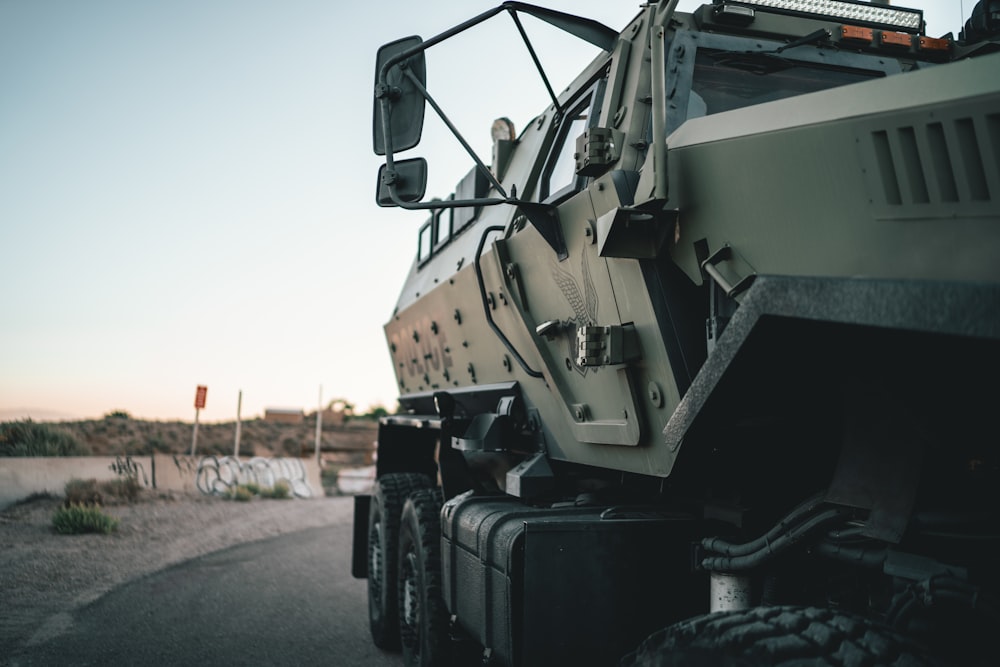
top-left (194, 385), bottom-right (208, 409)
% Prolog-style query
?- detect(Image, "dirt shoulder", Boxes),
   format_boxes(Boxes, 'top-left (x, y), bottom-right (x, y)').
top-left (0, 492), bottom-right (353, 658)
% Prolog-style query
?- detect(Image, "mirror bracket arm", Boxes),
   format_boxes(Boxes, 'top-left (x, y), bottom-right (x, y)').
top-left (402, 68), bottom-right (509, 200)
top-left (507, 9), bottom-right (561, 117)
top-left (378, 95), bottom-right (397, 158)
top-left (374, 83), bottom-right (400, 101)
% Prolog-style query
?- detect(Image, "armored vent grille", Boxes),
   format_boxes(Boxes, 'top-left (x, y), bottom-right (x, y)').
top-left (860, 103), bottom-right (999, 220)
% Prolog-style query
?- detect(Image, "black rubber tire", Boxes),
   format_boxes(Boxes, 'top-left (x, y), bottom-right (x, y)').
top-left (398, 488), bottom-right (449, 667)
top-left (619, 606), bottom-right (940, 667)
top-left (367, 473), bottom-right (433, 650)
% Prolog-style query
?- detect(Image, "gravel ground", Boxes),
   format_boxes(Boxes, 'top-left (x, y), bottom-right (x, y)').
top-left (0, 491), bottom-right (353, 658)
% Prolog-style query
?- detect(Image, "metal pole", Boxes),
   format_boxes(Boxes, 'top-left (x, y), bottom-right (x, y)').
top-left (190, 408), bottom-right (200, 456)
top-left (234, 389), bottom-right (242, 458)
top-left (314, 385), bottom-right (323, 465)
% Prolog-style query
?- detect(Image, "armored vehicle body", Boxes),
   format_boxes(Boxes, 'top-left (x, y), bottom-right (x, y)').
top-left (356, 1), bottom-right (1000, 664)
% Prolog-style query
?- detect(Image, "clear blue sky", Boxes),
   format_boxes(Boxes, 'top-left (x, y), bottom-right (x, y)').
top-left (0, 1), bottom-right (965, 422)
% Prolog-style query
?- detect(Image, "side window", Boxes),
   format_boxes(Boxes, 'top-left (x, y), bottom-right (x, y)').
top-left (418, 201), bottom-right (452, 268)
top-left (541, 93), bottom-right (594, 201)
top-left (540, 75), bottom-right (606, 202)
top-left (433, 206), bottom-right (452, 253)
top-left (417, 220), bottom-right (434, 265)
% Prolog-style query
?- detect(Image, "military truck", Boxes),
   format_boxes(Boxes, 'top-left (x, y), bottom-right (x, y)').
top-left (355, 1), bottom-right (1000, 664)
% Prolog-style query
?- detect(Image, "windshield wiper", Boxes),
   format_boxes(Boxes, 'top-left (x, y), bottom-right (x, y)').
top-left (776, 28), bottom-right (831, 54)
top-left (711, 28), bottom-right (831, 75)
top-left (711, 51), bottom-right (793, 75)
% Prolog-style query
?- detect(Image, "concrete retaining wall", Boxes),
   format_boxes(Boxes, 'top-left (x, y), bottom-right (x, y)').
top-left (0, 454), bottom-right (324, 510)
top-left (0, 457), bottom-right (126, 509)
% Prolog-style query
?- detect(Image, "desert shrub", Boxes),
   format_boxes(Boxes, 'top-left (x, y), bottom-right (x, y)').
top-left (206, 441), bottom-right (231, 456)
top-left (99, 475), bottom-right (142, 503)
top-left (104, 410), bottom-right (131, 420)
top-left (52, 503), bottom-right (119, 534)
top-left (64, 478), bottom-right (103, 506)
top-left (225, 485), bottom-right (255, 502)
top-left (109, 439), bottom-right (144, 455)
top-left (243, 482), bottom-right (262, 496)
top-left (357, 405), bottom-right (389, 420)
top-left (280, 437), bottom-right (300, 457)
top-left (17, 491), bottom-right (58, 505)
top-left (147, 436), bottom-right (170, 453)
top-left (260, 480), bottom-right (291, 499)
top-left (203, 440), bottom-right (252, 457)
top-left (0, 420), bottom-right (91, 457)
top-left (320, 467), bottom-right (342, 496)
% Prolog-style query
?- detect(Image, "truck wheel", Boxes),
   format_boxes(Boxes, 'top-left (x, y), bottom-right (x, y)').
top-left (368, 473), bottom-right (432, 650)
top-left (398, 487), bottom-right (448, 667)
top-left (619, 606), bottom-right (937, 667)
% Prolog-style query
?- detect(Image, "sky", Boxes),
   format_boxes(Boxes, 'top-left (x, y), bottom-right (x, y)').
top-left (0, 0), bottom-right (967, 423)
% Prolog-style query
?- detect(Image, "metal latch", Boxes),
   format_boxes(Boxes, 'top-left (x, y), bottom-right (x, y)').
top-left (576, 324), bottom-right (640, 367)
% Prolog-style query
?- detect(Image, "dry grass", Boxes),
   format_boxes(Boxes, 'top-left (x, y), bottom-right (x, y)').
top-left (45, 415), bottom-right (377, 467)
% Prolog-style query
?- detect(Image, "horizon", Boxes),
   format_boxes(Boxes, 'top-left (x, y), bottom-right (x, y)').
top-left (0, 401), bottom-right (383, 424)
top-left (0, 389), bottom-right (394, 424)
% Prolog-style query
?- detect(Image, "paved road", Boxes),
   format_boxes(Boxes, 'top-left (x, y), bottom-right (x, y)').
top-left (8, 522), bottom-right (403, 666)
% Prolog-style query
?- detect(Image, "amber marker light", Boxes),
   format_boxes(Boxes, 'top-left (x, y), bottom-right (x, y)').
top-left (840, 25), bottom-right (874, 44)
top-left (880, 31), bottom-right (913, 48)
top-left (918, 36), bottom-right (952, 52)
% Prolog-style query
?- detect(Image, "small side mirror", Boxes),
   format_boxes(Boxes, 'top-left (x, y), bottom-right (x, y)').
top-left (373, 36), bottom-right (426, 156)
top-left (376, 158), bottom-right (428, 207)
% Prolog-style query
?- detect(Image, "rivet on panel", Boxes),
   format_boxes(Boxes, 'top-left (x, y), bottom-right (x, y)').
top-left (648, 381), bottom-right (664, 408)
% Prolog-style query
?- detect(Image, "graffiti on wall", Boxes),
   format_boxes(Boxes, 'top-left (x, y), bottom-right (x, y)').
top-left (109, 455), bottom-right (150, 487)
top-left (193, 456), bottom-right (313, 498)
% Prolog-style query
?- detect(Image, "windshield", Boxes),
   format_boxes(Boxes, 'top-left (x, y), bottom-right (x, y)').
top-left (689, 49), bottom-right (884, 117)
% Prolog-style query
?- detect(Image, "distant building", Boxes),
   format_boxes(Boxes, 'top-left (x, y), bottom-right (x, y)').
top-left (264, 408), bottom-right (304, 424)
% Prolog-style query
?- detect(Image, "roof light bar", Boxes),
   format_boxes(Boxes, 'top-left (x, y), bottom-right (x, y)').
top-left (731, 0), bottom-right (923, 34)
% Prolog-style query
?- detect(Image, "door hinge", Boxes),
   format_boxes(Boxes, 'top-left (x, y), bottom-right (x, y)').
top-left (575, 127), bottom-right (624, 177)
top-left (576, 324), bottom-right (641, 367)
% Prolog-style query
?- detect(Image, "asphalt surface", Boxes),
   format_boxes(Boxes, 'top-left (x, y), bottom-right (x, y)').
top-left (7, 522), bottom-right (403, 666)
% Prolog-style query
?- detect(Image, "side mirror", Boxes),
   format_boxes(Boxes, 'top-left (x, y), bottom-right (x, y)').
top-left (376, 158), bottom-right (428, 207)
top-left (373, 36), bottom-right (426, 156)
